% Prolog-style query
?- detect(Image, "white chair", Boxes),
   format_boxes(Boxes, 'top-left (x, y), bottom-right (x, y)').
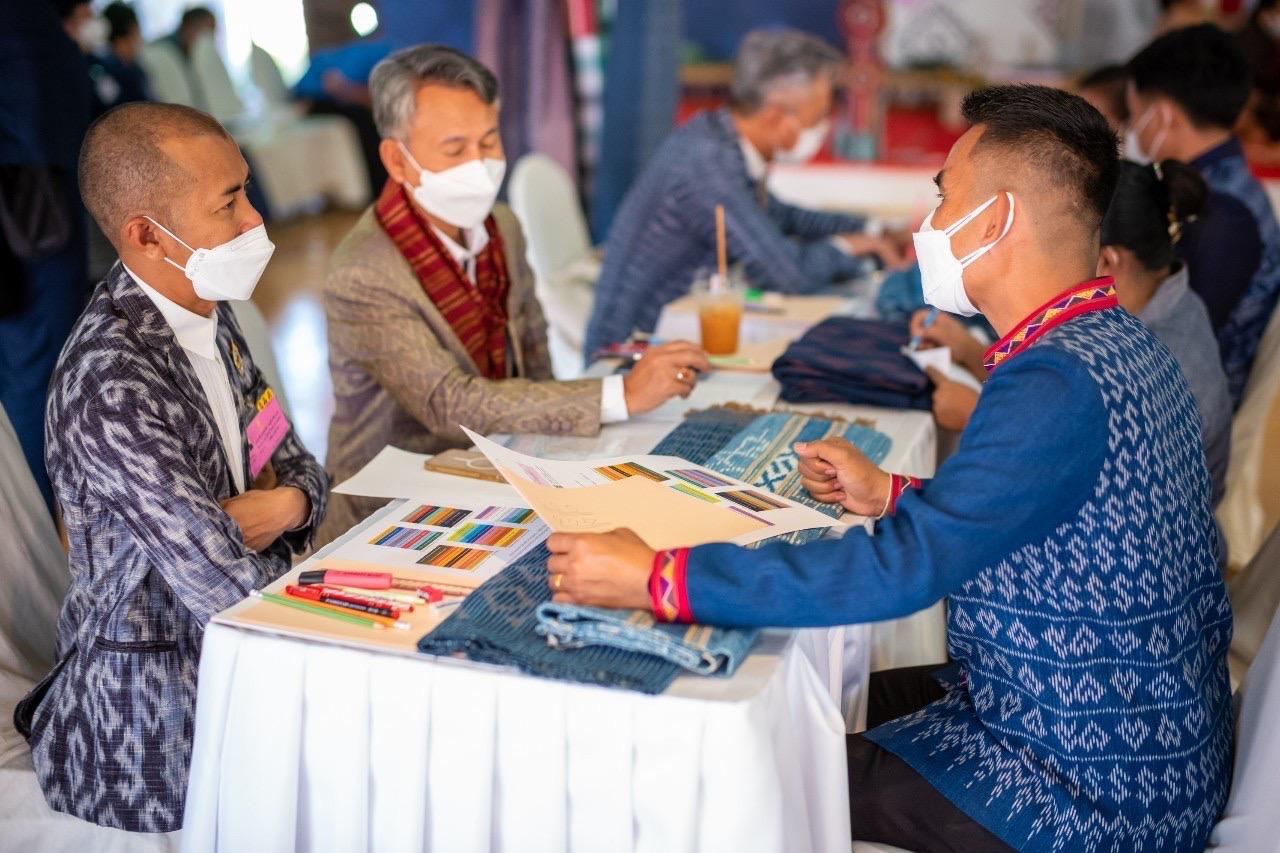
top-left (150, 35), bottom-right (369, 218)
top-left (0, 406), bottom-right (179, 851)
top-left (508, 153), bottom-right (600, 379)
top-left (229, 299), bottom-right (291, 419)
top-left (189, 33), bottom-right (244, 125)
top-left (1226, 522), bottom-right (1280, 686)
top-left (137, 40), bottom-right (195, 107)
top-left (249, 43), bottom-right (292, 114)
top-left (1209, 595), bottom-right (1280, 848)
top-left (1218, 304), bottom-right (1280, 573)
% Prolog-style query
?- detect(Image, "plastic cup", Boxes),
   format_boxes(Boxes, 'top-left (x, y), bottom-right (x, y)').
top-left (694, 275), bottom-right (743, 356)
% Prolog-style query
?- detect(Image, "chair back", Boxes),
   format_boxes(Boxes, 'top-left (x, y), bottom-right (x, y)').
top-left (190, 32), bottom-right (244, 124)
top-left (508, 153), bottom-right (592, 283)
top-left (1209, 601), bottom-right (1280, 849)
top-left (138, 40), bottom-right (195, 106)
top-left (1219, 305), bottom-right (1280, 571)
top-left (0, 404), bottom-right (67, 736)
top-left (250, 43), bottom-right (291, 109)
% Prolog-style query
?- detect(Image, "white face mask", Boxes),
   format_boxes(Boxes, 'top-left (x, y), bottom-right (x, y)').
top-left (146, 217), bottom-right (275, 302)
top-left (912, 193), bottom-right (1015, 317)
top-left (398, 142), bottom-right (505, 230)
top-left (775, 117), bottom-right (830, 164)
top-left (1123, 104), bottom-right (1167, 165)
top-left (76, 17), bottom-right (109, 53)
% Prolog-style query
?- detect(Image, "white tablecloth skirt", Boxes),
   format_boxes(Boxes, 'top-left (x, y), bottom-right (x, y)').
top-left (182, 625), bottom-right (853, 853)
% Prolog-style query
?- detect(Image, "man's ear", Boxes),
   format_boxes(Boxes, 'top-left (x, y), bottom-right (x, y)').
top-left (981, 192), bottom-right (1012, 241)
top-left (1096, 245), bottom-right (1120, 277)
top-left (380, 138), bottom-right (410, 186)
top-left (121, 215), bottom-right (166, 261)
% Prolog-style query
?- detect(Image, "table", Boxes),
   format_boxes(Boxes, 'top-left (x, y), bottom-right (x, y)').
top-left (182, 496), bottom-right (853, 853)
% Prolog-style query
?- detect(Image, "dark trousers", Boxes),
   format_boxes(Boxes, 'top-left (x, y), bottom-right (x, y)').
top-left (847, 664), bottom-right (1014, 852)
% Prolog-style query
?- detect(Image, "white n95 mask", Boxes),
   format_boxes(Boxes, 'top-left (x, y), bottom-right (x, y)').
top-left (399, 142), bottom-right (506, 229)
top-left (775, 118), bottom-right (830, 164)
top-left (1123, 105), bottom-right (1166, 166)
top-left (146, 217), bottom-right (275, 302)
top-left (912, 193), bottom-right (1014, 317)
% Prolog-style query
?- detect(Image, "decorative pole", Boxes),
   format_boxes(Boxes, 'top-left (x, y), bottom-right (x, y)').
top-left (837, 0), bottom-right (887, 162)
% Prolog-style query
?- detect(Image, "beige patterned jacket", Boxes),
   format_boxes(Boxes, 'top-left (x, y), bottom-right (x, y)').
top-left (319, 203), bottom-right (603, 545)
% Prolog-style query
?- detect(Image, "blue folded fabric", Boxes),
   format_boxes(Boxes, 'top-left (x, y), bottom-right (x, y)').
top-left (772, 316), bottom-right (934, 410)
top-left (535, 602), bottom-right (756, 675)
top-left (419, 407), bottom-right (893, 692)
top-left (419, 543), bottom-right (697, 693)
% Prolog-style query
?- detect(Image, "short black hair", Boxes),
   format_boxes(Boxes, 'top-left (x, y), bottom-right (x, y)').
top-left (49, 0), bottom-right (88, 20)
top-left (1078, 64), bottom-right (1130, 124)
top-left (103, 2), bottom-right (139, 43)
top-left (961, 84), bottom-right (1119, 228)
top-left (180, 6), bottom-right (215, 30)
top-left (1126, 24), bottom-right (1252, 129)
top-left (1101, 159), bottom-right (1207, 270)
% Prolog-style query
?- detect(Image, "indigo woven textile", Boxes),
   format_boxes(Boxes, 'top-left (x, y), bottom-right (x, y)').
top-left (773, 317), bottom-right (933, 410)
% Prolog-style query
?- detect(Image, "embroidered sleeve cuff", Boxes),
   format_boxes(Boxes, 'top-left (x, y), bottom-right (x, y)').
top-left (649, 547), bottom-right (694, 623)
top-left (599, 374), bottom-right (630, 424)
top-left (886, 473), bottom-right (923, 516)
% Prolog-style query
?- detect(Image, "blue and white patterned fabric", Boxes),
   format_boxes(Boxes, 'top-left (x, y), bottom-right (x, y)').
top-left (584, 108), bottom-right (874, 356)
top-left (1184, 138), bottom-right (1280, 405)
top-left (14, 263), bottom-right (328, 832)
top-left (682, 297), bottom-right (1233, 851)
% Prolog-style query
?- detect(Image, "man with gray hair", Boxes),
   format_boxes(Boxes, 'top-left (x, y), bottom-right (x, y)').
top-left (585, 29), bottom-right (906, 356)
top-left (319, 44), bottom-right (709, 544)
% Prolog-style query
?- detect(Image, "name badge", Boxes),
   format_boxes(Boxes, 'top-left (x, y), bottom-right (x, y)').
top-left (247, 388), bottom-right (289, 478)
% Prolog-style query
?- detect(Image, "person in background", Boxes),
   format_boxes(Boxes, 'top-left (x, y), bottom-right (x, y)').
top-left (165, 4), bottom-right (215, 59)
top-left (161, 5), bottom-right (216, 111)
top-left (584, 29), bottom-right (906, 357)
top-left (915, 157), bottom-right (1231, 508)
top-left (320, 45), bottom-right (708, 545)
top-left (1154, 0), bottom-right (1217, 35)
top-left (1126, 23), bottom-right (1280, 405)
top-left (294, 35), bottom-right (393, 195)
top-left (0, 0), bottom-right (90, 510)
top-left (548, 84), bottom-right (1232, 853)
top-left (1236, 0), bottom-right (1280, 158)
top-left (1077, 63), bottom-right (1130, 131)
top-left (14, 102), bottom-right (328, 831)
top-left (94, 2), bottom-right (151, 112)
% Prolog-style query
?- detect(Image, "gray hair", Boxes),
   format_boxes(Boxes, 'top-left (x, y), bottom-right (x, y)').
top-left (370, 44), bottom-right (500, 138)
top-left (730, 30), bottom-right (844, 113)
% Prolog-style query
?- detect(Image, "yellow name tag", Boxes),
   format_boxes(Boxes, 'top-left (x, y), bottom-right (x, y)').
top-left (256, 387), bottom-right (275, 413)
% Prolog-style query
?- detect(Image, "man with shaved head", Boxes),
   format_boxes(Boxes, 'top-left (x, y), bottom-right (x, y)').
top-left (547, 86), bottom-right (1232, 851)
top-left (14, 102), bottom-right (328, 832)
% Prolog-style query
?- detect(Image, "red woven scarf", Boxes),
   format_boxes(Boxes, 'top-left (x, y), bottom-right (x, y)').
top-left (375, 179), bottom-right (511, 378)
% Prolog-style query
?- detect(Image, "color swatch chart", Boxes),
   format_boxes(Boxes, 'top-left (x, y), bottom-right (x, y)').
top-left (360, 502), bottom-right (547, 573)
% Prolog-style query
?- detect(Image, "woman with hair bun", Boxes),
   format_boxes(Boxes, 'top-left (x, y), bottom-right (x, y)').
top-left (1098, 158), bottom-right (1231, 505)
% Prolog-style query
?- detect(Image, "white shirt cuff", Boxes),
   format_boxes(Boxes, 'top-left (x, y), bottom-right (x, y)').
top-left (600, 374), bottom-right (630, 424)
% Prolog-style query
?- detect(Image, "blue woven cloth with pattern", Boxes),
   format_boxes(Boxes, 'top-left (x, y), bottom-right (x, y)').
top-left (419, 408), bottom-right (893, 692)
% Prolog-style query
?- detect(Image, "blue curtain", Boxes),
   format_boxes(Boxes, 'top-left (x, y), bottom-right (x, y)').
top-left (589, 0), bottom-right (682, 241)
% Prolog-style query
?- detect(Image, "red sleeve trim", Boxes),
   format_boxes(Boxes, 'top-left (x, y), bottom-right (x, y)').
top-left (649, 547), bottom-right (694, 623)
top-left (886, 473), bottom-right (923, 516)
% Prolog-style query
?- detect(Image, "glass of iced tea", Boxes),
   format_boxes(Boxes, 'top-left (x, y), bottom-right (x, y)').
top-left (693, 273), bottom-right (744, 356)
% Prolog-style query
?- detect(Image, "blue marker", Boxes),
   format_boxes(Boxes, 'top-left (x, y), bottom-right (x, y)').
top-left (909, 307), bottom-right (938, 350)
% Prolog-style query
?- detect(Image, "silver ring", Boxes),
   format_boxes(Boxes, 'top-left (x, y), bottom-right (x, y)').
top-left (676, 369), bottom-right (687, 382)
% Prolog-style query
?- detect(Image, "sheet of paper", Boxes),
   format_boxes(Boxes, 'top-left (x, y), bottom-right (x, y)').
top-left (901, 346), bottom-right (984, 393)
top-left (707, 337), bottom-right (790, 373)
top-left (333, 445), bottom-right (526, 506)
top-left (462, 426), bottom-right (837, 549)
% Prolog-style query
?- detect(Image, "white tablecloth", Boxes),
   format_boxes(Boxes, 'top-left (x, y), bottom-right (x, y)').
top-left (182, 502), bottom-right (856, 853)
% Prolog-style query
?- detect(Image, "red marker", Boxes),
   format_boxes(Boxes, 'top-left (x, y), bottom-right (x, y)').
top-left (317, 586), bottom-right (413, 613)
top-left (286, 585), bottom-right (400, 620)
